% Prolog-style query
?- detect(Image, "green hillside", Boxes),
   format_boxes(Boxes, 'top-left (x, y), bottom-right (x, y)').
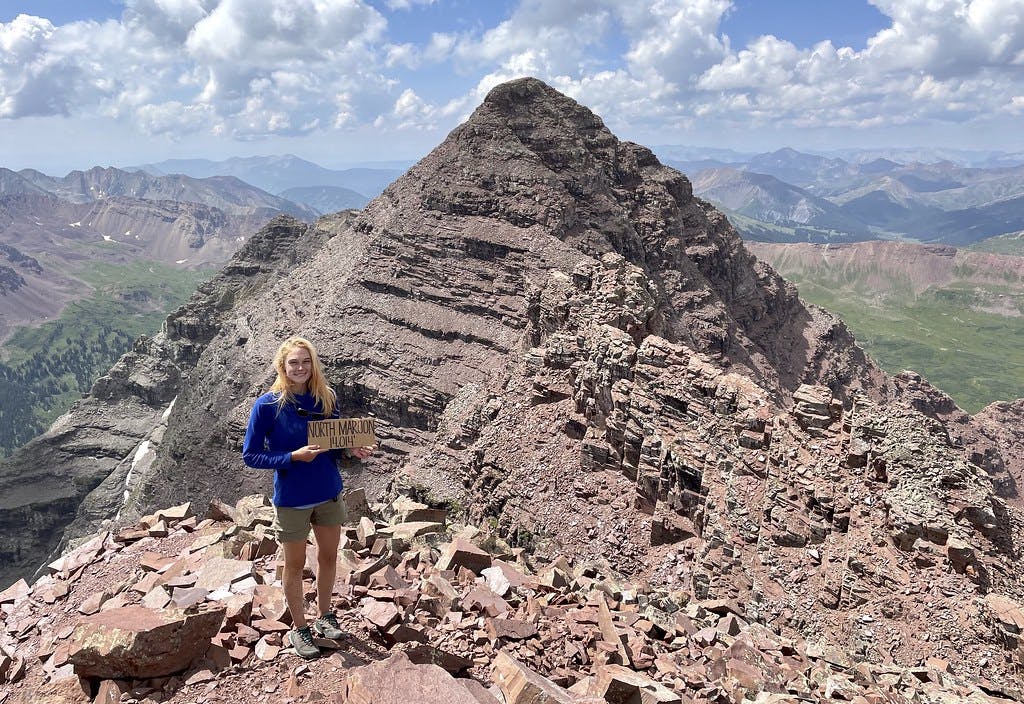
top-left (785, 277), bottom-right (1024, 413)
top-left (0, 261), bottom-right (209, 455)
top-left (969, 233), bottom-right (1024, 256)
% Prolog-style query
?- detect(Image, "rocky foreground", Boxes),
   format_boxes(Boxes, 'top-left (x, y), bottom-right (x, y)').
top-left (2, 492), bottom-right (1022, 704)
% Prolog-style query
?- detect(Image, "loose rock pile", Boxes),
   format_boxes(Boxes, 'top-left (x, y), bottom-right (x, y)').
top-left (3, 491), bottom-right (1021, 703)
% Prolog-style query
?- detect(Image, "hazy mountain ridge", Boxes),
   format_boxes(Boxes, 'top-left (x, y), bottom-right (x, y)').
top-left (2, 165), bottom-right (316, 219)
top-left (676, 147), bottom-right (1024, 245)
top-left (278, 185), bottom-right (370, 214)
top-left (133, 154), bottom-right (407, 201)
top-left (690, 167), bottom-right (872, 239)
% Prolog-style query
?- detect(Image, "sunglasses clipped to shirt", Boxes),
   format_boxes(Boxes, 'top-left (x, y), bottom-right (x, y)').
top-left (296, 408), bottom-right (328, 420)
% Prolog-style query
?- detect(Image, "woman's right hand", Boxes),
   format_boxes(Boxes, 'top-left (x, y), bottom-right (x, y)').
top-left (291, 445), bottom-right (329, 462)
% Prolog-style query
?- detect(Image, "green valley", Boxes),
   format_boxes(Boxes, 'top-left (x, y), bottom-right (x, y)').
top-left (749, 241), bottom-right (1024, 413)
top-left (0, 261), bottom-right (210, 455)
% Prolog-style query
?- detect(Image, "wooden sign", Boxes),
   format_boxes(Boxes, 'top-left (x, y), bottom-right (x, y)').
top-left (307, 417), bottom-right (377, 450)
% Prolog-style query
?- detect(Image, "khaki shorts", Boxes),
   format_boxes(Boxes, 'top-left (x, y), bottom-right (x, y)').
top-left (272, 493), bottom-right (348, 544)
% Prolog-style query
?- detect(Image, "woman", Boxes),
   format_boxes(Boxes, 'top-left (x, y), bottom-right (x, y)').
top-left (242, 336), bottom-right (372, 659)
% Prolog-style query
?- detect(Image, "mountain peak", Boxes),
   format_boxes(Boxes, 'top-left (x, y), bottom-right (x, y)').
top-left (470, 76), bottom-right (610, 142)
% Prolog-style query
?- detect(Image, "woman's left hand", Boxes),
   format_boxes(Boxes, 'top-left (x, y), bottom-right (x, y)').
top-left (349, 446), bottom-right (374, 460)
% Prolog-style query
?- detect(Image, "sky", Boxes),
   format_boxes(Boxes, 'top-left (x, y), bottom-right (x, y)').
top-left (1, 0), bottom-right (1023, 174)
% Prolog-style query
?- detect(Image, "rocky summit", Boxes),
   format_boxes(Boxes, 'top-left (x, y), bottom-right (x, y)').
top-left (1, 77), bottom-right (1023, 702)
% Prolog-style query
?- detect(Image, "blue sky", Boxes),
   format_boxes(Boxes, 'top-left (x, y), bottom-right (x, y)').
top-left (1, 0), bottom-right (1022, 174)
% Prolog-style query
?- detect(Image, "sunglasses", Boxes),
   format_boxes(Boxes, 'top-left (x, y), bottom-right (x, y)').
top-left (296, 409), bottom-right (328, 419)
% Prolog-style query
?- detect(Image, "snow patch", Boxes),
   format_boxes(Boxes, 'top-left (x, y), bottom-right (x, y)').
top-left (115, 396), bottom-right (176, 518)
top-left (117, 439), bottom-right (153, 519)
top-left (102, 235), bottom-right (114, 242)
top-left (175, 258), bottom-right (189, 264)
top-left (69, 221), bottom-right (81, 227)
top-left (131, 440), bottom-right (152, 472)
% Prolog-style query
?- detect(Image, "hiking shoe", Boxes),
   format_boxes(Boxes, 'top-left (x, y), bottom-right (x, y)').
top-left (289, 626), bottom-right (320, 659)
top-left (312, 612), bottom-right (344, 640)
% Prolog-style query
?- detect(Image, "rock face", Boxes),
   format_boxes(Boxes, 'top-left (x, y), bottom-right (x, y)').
top-left (0, 78), bottom-right (1022, 700)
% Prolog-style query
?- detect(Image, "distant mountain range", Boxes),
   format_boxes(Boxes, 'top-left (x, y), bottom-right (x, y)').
top-left (661, 146), bottom-right (1024, 246)
top-left (131, 154), bottom-right (409, 212)
top-left (0, 165), bottom-right (322, 344)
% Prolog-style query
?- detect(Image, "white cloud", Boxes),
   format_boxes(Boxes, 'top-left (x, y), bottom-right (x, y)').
top-left (681, 0), bottom-right (1024, 132)
top-left (2, 0), bottom-right (1024, 155)
top-left (385, 0), bottom-right (438, 9)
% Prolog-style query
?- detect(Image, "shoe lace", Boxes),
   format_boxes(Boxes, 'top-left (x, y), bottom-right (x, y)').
top-left (321, 612), bottom-right (340, 628)
top-left (296, 626), bottom-right (315, 646)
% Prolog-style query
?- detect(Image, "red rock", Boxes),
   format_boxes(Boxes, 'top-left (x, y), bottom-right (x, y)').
top-left (205, 642), bottom-right (232, 670)
top-left (99, 593), bottom-right (129, 612)
top-left (255, 635), bottom-right (280, 661)
top-left (94, 679), bottom-right (130, 704)
top-left (357, 516), bottom-right (377, 545)
top-left (492, 650), bottom-right (575, 703)
top-left (384, 622), bottom-right (429, 645)
top-left (385, 521), bottom-right (446, 541)
top-left (596, 594), bottom-right (631, 667)
top-left (251, 618), bottom-right (290, 633)
top-left (7, 655), bottom-right (26, 683)
top-left (114, 527), bottom-right (149, 544)
top-left (29, 674), bottom-right (91, 704)
top-left (253, 584), bottom-right (289, 622)
top-left (459, 678), bottom-right (503, 704)
top-left (224, 593), bottom-right (253, 628)
top-left (344, 651), bottom-right (480, 704)
top-left (170, 586), bottom-right (209, 608)
top-left (155, 501), bottom-right (193, 524)
top-left (986, 594), bottom-right (1024, 634)
top-left (463, 587), bottom-right (510, 617)
top-left (362, 599), bottom-right (400, 630)
top-left (486, 618), bottom-right (538, 642)
top-left (194, 556), bottom-right (255, 591)
top-left (207, 498), bottom-right (236, 522)
top-left (130, 571), bottom-right (162, 594)
top-left (0, 579), bottom-right (30, 604)
top-left (437, 539), bottom-right (492, 575)
top-left (139, 551), bottom-right (176, 573)
top-left (78, 591), bottom-right (108, 615)
top-left (592, 663), bottom-right (682, 703)
top-left (369, 565), bottom-right (409, 590)
top-left (68, 605), bottom-right (226, 678)
top-left (235, 623), bottom-right (261, 644)
top-left (702, 599), bottom-right (745, 617)
top-left (404, 644), bottom-right (474, 674)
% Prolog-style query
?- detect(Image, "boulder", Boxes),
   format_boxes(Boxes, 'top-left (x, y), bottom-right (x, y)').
top-left (344, 651), bottom-right (481, 704)
top-left (437, 539), bottom-right (493, 575)
top-left (591, 663), bottom-right (682, 703)
top-left (68, 605), bottom-right (226, 678)
top-left (492, 650), bottom-right (575, 704)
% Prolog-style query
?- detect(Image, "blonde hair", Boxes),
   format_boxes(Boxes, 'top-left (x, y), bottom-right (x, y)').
top-left (269, 336), bottom-right (336, 416)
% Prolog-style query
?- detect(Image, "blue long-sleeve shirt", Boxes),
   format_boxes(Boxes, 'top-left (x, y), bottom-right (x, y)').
top-left (242, 391), bottom-right (343, 507)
